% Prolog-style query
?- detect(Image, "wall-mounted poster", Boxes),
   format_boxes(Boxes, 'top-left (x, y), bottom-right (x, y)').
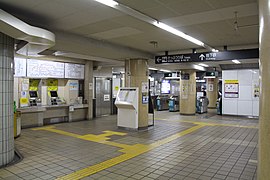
top-left (253, 82), bottom-right (260, 98)
top-left (224, 80), bottom-right (239, 98)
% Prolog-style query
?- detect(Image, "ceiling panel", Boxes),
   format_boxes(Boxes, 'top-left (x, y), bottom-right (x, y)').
top-left (162, 0), bottom-right (214, 16)
top-left (117, 0), bottom-right (161, 11)
top-left (0, 0), bottom-right (259, 63)
top-left (91, 27), bottom-right (143, 40)
top-left (206, 0), bottom-right (257, 9)
top-left (70, 20), bottom-right (124, 36)
top-left (50, 7), bottom-right (123, 30)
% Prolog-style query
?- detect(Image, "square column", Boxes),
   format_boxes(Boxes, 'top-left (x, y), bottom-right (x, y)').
top-left (180, 70), bottom-right (196, 115)
top-left (125, 59), bottom-right (148, 129)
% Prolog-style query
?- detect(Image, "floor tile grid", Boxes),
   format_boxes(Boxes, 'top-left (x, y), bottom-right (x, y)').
top-left (87, 125), bottom-right (257, 180)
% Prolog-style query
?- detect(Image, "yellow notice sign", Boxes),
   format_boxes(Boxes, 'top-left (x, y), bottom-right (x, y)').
top-left (115, 86), bottom-right (119, 91)
top-left (47, 79), bottom-right (58, 91)
top-left (224, 80), bottom-right (238, 84)
top-left (29, 79), bottom-right (40, 91)
top-left (20, 98), bottom-right (28, 104)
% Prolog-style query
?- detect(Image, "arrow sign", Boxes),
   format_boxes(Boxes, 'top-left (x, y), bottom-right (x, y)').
top-left (199, 54), bottom-right (205, 60)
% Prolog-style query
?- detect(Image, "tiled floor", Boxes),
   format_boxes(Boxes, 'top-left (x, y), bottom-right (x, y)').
top-left (0, 110), bottom-right (258, 180)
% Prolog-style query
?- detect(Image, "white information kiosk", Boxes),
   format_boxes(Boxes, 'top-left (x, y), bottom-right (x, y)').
top-left (115, 87), bottom-right (139, 129)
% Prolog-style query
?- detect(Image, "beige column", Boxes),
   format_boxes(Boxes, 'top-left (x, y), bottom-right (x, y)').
top-left (258, 0), bottom-right (270, 179)
top-left (84, 61), bottom-right (93, 120)
top-left (180, 70), bottom-right (196, 115)
top-left (125, 59), bottom-right (148, 129)
top-left (206, 78), bottom-right (218, 108)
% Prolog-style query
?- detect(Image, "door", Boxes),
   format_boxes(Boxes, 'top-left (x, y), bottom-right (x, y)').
top-left (95, 77), bottom-right (112, 117)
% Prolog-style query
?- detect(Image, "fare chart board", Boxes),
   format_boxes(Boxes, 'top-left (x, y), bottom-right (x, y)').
top-left (64, 63), bottom-right (85, 79)
top-left (15, 59), bottom-right (85, 79)
top-left (14, 58), bottom-right (27, 77)
top-left (27, 59), bottom-right (65, 78)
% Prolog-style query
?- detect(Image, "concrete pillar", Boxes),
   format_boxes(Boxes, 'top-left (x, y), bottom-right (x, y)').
top-left (84, 61), bottom-right (93, 120)
top-left (0, 33), bottom-right (15, 166)
top-left (258, 0), bottom-right (270, 178)
top-left (206, 78), bottom-right (218, 108)
top-left (125, 59), bottom-right (148, 129)
top-left (180, 70), bottom-right (196, 115)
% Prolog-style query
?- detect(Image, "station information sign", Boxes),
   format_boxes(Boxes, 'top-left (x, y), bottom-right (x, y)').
top-left (155, 48), bottom-right (258, 64)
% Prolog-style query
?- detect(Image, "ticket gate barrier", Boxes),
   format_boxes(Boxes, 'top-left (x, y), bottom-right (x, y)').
top-left (169, 96), bottom-right (179, 112)
top-left (196, 97), bottom-right (209, 114)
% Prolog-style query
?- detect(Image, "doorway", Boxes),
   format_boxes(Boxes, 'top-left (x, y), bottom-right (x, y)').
top-left (95, 77), bottom-right (112, 117)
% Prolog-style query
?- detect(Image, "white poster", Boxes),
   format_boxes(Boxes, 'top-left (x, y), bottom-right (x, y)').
top-left (104, 94), bottom-right (110, 101)
top-left (208, 84), bottom-right (214, 91)
top-left (141, 82), bottom-right (148, 93)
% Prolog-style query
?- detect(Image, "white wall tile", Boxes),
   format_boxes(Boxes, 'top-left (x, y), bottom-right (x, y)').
top-left (239, 86), bottom-right (252, 100)
top-left (223, 99), bottom-right (238, 115)
top-left (253, 101), bottom-right (259, 116)
top-left (238, 70), bottom-right (253, 86)
top-left (238, 100), bottom-right (253, 116)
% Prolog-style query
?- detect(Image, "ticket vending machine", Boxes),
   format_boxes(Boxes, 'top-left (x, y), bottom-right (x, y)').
top-left (29, 91), bottom-right (38, 106)
top-left (49, 91), bottom-right (58, 105)
top-left (115, 87), bottom-right (139, 129)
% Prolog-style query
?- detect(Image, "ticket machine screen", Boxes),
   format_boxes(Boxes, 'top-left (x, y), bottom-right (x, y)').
top-left (50, 91), bottom-right (58, 97)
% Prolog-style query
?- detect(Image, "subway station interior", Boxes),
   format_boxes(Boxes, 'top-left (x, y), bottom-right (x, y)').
top-left (0, 0), bottom-right (269, 180)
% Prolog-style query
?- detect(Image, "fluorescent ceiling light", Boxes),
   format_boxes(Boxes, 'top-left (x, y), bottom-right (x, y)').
top-left (153, 21), bottom-right (204, 47)
top-left (196, 79), bottom-right (206, 83)
top-left (160, 69), bottom-right (171, 72)
top-left (193, 64), bottom-right (205, 71)
top-left (93, 0), bottom-right (118, 7)
top-left (232, 59), bottom-right (241, 64)
top-left (165, 77), bottom-right (181, 79)
top-left (204, 76), bottom-right (216, 79)
top-left (93, 0), bottom-right (216, 50)
top-left (148, 67), bottom-right (158, 70)
top-left (212, 49), bottom-right (219, 52)
top-left (198, 63), bottom-right (209, 67)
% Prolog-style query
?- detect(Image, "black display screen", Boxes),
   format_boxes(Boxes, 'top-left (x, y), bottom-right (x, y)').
top-left (29, 91), bottom-right (38, 98)
top-left (50, 91), bottom-right (58, 97)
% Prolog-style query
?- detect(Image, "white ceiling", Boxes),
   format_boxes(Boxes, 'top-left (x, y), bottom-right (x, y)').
top-left (0, 0), bottom-right (259, 70)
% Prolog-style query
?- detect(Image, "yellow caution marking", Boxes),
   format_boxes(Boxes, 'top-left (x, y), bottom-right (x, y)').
top-left (56, 124), bottom-right (204, 180)
top-left (155, 118), bottom-right (258, 129)
top-left (32, 126), bottom-right (81, 138)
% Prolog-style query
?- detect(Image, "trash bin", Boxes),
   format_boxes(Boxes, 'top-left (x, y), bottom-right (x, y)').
top-left (14, 101), bottom-right (21, 138)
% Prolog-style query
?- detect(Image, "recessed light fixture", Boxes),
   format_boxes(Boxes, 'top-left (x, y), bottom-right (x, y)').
top-left (232, 59), bottom-right (241, 64)
top-left (198, 63), bottom-right (209, 67)
top-left (93, 0), bottom-right (118, 7)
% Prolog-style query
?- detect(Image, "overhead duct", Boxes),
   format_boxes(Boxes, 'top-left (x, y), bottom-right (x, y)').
top-left (0, 9), bottom-right (55, 56)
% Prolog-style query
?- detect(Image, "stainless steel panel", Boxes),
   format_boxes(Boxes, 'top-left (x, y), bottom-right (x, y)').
top-left (95, 77), bottom-right (112, 117)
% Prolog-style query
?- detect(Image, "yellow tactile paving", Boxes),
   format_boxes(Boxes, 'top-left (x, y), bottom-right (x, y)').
top-left (32, 118), bottom-right (257, 180)
top-left (155, 118), bottom-right (258, 129)
top-left (53, 124), bottom-right (204, 180)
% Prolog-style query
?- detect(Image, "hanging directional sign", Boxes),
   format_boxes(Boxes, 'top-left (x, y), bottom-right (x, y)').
top-left (155, 48), bottom-right (258, 64)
